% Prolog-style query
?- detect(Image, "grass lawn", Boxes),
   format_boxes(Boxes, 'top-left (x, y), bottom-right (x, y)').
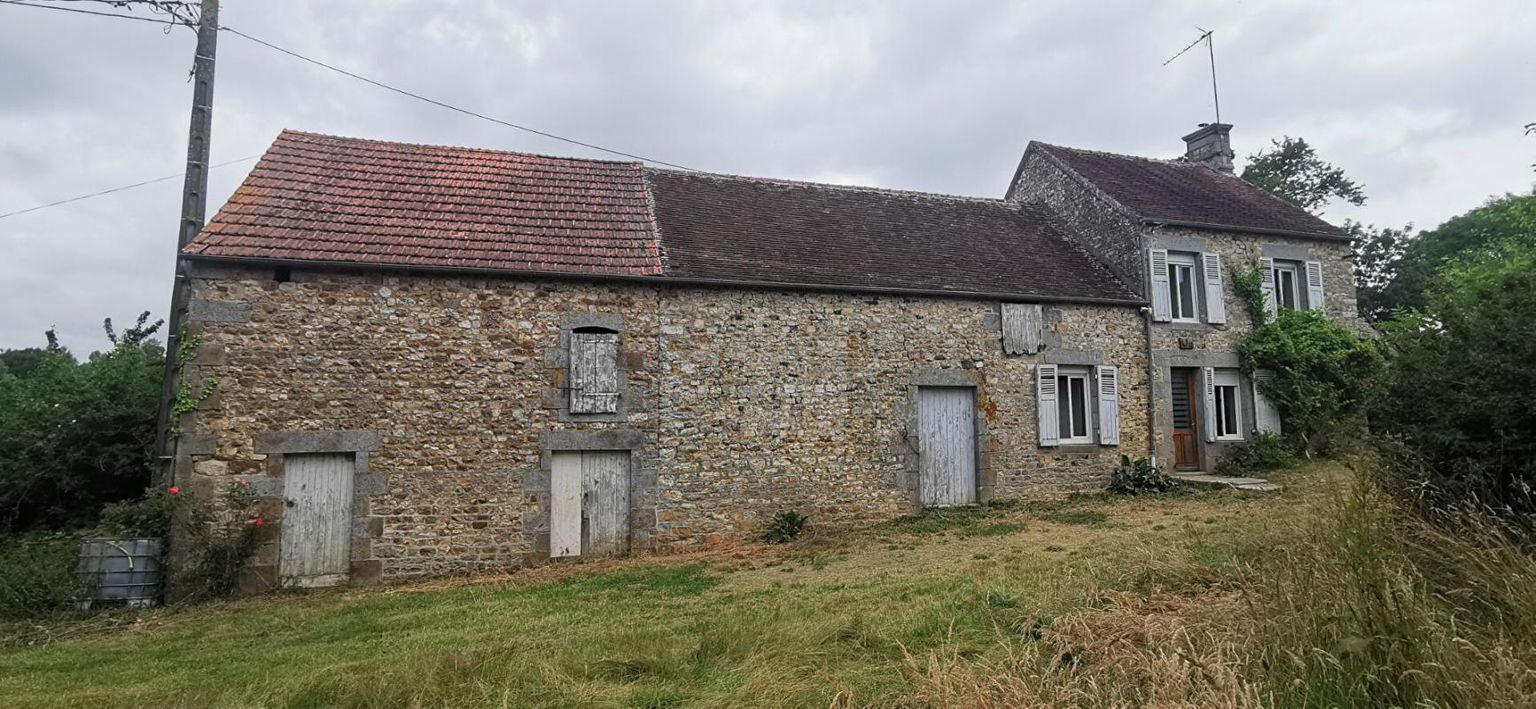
top-left (0, 464), bottom-right (1355, 707)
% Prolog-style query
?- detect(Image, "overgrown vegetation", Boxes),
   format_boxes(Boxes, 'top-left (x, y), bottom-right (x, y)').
top-left (760, 510), bottom-right (808, 544)
top-left (5, 461), bottom-right (1532, 707)
top-left (0, 313), bottom-right (163, 534)
top-left (1233, 267), bottom-right (1383, 457)
top-left (1108, 455), bottom-right (1175, 495)
top-left (1216, 432), bottom-right (1297, 478)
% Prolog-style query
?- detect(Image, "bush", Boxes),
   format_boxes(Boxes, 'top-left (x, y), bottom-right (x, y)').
top-left (96, 487), bottom-right (179, 538)
top-left (1241, 307), bottom-right (1383, 457)
top-left (0, 313), bottom-right (164, 533)
top-left (1373, 237), bottom-right (1536, 530)
top-left (0, 532), bottom-right (86, 621)
top-left (1216, 432), bottom-right (1298, 478)
top-left (1108, 456), bottom-right (1176, 495)
top-left (761, 511), bottom-right (808, 544)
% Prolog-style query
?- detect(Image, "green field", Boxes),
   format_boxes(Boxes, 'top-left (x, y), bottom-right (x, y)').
top-left (3, 461), bottom-right (1531, 708)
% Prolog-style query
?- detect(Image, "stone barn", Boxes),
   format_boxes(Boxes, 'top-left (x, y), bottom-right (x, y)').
top-left (171, 124), bottom-right (1362, 590)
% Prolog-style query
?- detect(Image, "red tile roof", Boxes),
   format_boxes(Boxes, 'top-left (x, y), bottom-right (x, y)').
top-left (1030, 143), bottom-right (1346, 239)
top-left (184, 130), bottom-right (663, 276)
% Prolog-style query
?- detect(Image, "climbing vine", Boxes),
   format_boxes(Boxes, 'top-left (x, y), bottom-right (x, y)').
top-left (168, 328), bottom-right (218, 439)
top-left (1234, 260), bottom-right (1381, 457)
top-left (1231, 262), bottom-right (1268, 325)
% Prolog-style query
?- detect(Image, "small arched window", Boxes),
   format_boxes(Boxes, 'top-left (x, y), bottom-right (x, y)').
top-left (569, 327), bottom-right (620, 414)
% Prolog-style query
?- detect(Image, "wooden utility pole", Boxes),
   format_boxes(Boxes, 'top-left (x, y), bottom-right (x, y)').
top-left (154, 0), bottom-right (218, 485)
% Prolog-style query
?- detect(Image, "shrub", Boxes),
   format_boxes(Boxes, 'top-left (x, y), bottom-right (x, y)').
top-left (0, 313), bottom-right (164, 533)
top-left (96, 487), bottom-right (180, 538)
top-left (169, 481), bottom-right (263, 601)
top-left (1108, 456), bottom-right (1176, 495)
top-left (1216, 432), bottom-right (1298, 478)
top-left (761, 511), bottom-right (808, 544)
top-left (1241, 307), bottom-right (1383, 457)
top-left (0, 532), bottom-right (86, 621)
top-left (1373, 252), bottom-right (1536, 531)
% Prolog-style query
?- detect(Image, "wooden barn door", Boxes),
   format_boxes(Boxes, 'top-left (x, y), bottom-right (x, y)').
top-left (280, 453), bottom-right (354, 587)
top-left (917, 387), bottom-right (978, 507)
top-left (550, 450), bottom-right (631, 557)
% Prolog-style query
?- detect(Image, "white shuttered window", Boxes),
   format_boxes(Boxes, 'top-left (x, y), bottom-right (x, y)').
top-left (1096, 365), bottom-right (1120, 446)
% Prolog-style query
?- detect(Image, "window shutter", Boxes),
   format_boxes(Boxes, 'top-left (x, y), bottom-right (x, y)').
top-left (1000, 303), bottom-right (1044, 355)
top-left (1252, 369), bottom-right (1283, 434)
top-left (569, 332), bottom-right (620, 414)
top-left (1201, 252), bottom-right (1225, 324)
top-left (1259, 257), bottom-right (1277, 321)
top-left (1096, 365), bottom-right (1120, 446)
top-left (1148, 250), bottom-right (1172, 322)
top-left (1037, 364), bottom-right (1059, 447)
top-left (1305, 261), bottom-right (1326, 311)
top-left (1202, 367), bottom-right (1217, 443)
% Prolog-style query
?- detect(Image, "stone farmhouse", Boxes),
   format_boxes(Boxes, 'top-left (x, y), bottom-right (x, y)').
top-left (173, 124), bottom-right (1362, 589)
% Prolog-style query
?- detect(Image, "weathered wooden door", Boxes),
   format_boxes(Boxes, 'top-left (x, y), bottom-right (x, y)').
top-left (279, 453), bottom-right (354, 587)
top-left (1171, 369), bottom-right (1201, 471)
top-left (917, 387), bottom-right (977, 507)
top-left (550, 450), bottom-right (630, 557)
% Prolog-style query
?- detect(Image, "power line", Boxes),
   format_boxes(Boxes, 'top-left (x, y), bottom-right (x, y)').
top-left (0, 154), bottom-right (259, 221)
top-left (0, 0), bottom-right (191, 26)
top-left (218, 25), bottom-right (699, 171)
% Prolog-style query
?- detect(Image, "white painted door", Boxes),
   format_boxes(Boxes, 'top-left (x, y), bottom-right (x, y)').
top-left (280, 453), bottom-right (354, 587)
top-left (917, 387), bottom-right (978, 507)
top-left (550, 450), bottom-right (631, 557)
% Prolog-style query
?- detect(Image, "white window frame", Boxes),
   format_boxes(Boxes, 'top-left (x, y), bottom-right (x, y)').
top-left (1167, 252), bottom-right (1201, 322)
top-left (1271, 261), bottom-right (1301, 311)
top-left (1213, 369), bottom-right (1244, 441)
top-left (1054, 366), bottom-right (1094, 445)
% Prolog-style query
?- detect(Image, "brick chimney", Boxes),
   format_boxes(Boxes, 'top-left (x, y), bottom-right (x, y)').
top-left (1182, 123), bottom-right (1234, 173)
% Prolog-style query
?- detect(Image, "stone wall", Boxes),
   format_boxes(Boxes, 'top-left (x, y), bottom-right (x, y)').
top-left (1143, 227), bottom-right (1364, 469)
top-left (1007, 151), bottom-right (1148, 296)
top-left (179, 264), bottom-right (1149, 587)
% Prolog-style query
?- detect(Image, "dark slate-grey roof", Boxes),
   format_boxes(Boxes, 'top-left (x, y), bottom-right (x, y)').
top-left (1031, 143), bottom-right (1346, 239)
top-left (645, 169), bottom-right (1140, 303)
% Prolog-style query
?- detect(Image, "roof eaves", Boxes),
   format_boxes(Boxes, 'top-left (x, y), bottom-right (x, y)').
top-left (1141, 217), bottom-right (1351, 242)
top-left (182, 252), bottom-right (1150, 307)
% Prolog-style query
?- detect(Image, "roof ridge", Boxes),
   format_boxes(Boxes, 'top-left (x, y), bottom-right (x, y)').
top-left (645, 166), bottom-right (1009, 206)
top-left (1035, 141), bottom-right (1199, 168)
top-left (278, 129), bottom-right (646, 168)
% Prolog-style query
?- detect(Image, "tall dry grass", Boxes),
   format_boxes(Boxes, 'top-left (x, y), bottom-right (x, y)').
top-left (897, 458), bottom-right (1536, 708)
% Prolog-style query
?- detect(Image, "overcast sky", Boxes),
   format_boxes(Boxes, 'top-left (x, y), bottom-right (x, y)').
top-left (2, 0), bottom-right (1532, 354)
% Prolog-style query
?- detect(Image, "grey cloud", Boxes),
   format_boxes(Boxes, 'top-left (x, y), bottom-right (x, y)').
top-left (2, 0), bottom-right (1533, 353)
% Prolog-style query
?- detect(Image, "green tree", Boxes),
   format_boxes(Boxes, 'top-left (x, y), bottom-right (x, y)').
top-left (1347, 220), bottom-right (1414, 321)
top-left (1376, 192), bottom-right (1536, 317)
top-left (0, 313), bottom-right (164, 532)
top-left (1374, 235), bottom-right (1536, 526)
top-left (1241, 136), bottom-right (1366, 215)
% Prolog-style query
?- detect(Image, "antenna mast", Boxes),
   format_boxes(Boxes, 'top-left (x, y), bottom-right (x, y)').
top-left (1163, 27), bottom-right (1221, 124)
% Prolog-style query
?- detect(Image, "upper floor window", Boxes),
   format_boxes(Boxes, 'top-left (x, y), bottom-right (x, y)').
top-left (1262, 257), bottom-right (1325, 313)
top-left (1167, 253), bottom-right (1200, 322)
top-left (569, 327), bottom-right (620, 414)
top-left (1272, 261), bottom-right (1300, 310)
top-left (1149, 249), bottom-right (1225, 325)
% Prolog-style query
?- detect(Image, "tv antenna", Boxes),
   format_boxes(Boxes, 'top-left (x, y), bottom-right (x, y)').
top-left (1164, 27), bottom-right (1221, 124)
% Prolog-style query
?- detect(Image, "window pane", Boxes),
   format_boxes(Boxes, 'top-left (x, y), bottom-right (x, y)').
top-left (1069, 377), bottom-right (1088, 437)
top-left (1057, 376), bottom-right (1072, 439)
top-left (1165, 276), bottom-right (1180, 318)
top-left (1177, 267), bottom-right (1196, 318)
top-left (1217, 385), bottom-right (1239, 437)
top-left (1278, 270), bottom-right (1297, 309)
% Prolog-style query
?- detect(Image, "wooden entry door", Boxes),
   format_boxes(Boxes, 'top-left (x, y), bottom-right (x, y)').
top-left (280, 452), bottom-right (354, 587)
top-left (1171, 369), bottom-right (1201, 471)
top-left (917, 387), bottom-right (978, 507)
top-left (550, 450), bottom-right (631, 557)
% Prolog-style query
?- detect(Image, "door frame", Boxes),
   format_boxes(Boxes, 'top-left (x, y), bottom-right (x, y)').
top-left (916, 385), bottom-right (979, 508)
top-left (1170, 367), bottom-right (1202, 472)
top-left (533, 430), bottom-right (653, 560)
top-left (904, 370), bottom-right (992, 509)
